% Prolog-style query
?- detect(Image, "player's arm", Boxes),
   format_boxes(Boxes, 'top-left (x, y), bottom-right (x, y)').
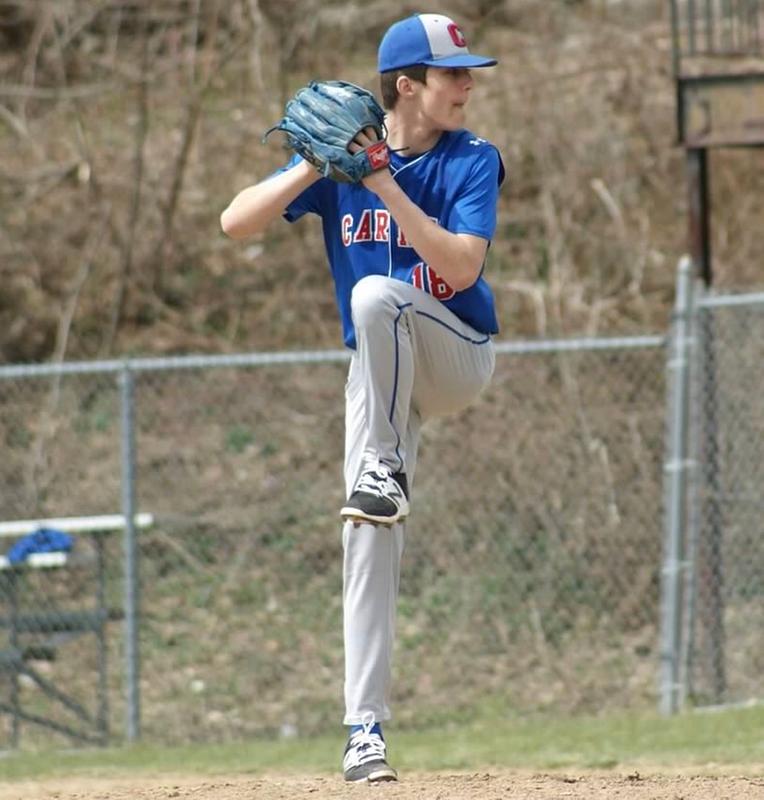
top-left (351, 132), bottom-right (488, 291)
top-left (367, 175), bottom-right (487, 290)
top-left (220, 159), bottom-right (320, 240)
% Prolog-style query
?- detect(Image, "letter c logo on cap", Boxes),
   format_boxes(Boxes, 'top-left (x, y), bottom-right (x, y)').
top-left (447, 23), bottom-right (467, 48)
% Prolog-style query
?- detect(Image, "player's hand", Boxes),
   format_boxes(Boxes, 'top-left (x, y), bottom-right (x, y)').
top-left (349, 126), bottom-right (379, 153)
top-left (350, 127), bottom-right (392, 191)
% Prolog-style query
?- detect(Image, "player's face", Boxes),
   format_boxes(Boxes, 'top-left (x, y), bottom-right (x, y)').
top-left (419, 67), bottom-right (474, 130)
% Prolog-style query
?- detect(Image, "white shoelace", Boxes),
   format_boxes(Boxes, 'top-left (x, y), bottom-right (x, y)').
top-left (343, 712), bottom-right (386, 770)
top-left (355, 465), bottom-right (400, 500)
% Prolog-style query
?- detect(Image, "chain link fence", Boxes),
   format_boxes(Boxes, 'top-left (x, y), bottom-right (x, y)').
top-left (683, 288), bottom-right (764, 708)
top-left (0, 338), bottom-right (666, 748)
top-left (0, 369), bottom-right (124, 747)
top-left (0, 275), bottom-right (761, 748)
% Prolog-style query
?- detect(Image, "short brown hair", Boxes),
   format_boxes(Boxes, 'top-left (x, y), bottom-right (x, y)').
top-left (379, 65), bottom-right (428, 109)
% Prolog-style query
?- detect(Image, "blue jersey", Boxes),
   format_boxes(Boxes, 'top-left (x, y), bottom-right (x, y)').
top-left (282, 129), bottom-right (505, 349)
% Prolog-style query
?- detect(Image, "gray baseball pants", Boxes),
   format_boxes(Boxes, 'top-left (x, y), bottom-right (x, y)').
top-left (342, 275), bottom-right (495, 726)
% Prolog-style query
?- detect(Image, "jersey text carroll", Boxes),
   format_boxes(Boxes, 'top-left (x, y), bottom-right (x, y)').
top-left (342, 210), bottom-right (438, 248)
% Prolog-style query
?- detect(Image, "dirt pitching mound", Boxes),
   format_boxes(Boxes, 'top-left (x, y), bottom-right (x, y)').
top-left (1, 770), bottom-right (763, 800)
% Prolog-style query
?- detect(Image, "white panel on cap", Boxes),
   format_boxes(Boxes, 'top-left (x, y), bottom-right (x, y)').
top-left (418, 13), bottom-right (471, 59)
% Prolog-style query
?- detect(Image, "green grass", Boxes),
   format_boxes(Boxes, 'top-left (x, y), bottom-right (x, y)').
top-left (1, 705), bottom-right (762, 782)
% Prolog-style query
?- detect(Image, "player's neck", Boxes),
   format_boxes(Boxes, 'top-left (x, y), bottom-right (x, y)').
top-left (385, 113), bottom-right (443, 157)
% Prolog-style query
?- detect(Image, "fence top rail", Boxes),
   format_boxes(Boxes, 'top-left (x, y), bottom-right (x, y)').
top-left (0, 335), bottom-right (666, 381)
top-left (696, 291), bottom-right (764, 309)
top-left (0, 349), bottom-right (351, 380)
top-left (493, 335), bottom-right (665, 355)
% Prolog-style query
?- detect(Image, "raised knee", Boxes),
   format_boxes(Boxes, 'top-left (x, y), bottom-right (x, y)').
top-left (350, 275), bottom-right (394, 327)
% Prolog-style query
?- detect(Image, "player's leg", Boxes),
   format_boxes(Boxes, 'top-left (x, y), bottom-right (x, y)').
top-left (340, 275), bottom-right (417, 525)
top-left (407, 293), bottom-right (496, 420)
top-left (341, 515), bottom-right (402, 783)
top-left (342, 353), bottom-right (423, 725)
top-left (342, 352), bottom-right (406, 728)
top-left (341, 275), bottom-right (494, 524)
top-left (341, 352), bottom-right (422, 781)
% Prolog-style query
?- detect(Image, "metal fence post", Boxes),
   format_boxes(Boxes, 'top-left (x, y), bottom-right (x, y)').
top-left (119, 363), bottom-right (141, 741)
top-left (660, 255), bottom-right (695, 715)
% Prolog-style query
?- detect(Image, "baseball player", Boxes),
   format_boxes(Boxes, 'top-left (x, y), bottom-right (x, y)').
top-left (221, 12), bottom-right (503, 783)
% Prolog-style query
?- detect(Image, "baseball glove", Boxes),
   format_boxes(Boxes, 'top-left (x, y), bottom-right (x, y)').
top-left (263, 80), bottom-right (390, 183)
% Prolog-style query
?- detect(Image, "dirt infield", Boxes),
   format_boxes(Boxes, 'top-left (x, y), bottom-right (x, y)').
top-left (1, 770), bottom-right (763, 800)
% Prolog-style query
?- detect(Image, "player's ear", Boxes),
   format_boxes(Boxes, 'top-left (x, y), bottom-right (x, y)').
top-left (395, 74), bottom-right (416, 99)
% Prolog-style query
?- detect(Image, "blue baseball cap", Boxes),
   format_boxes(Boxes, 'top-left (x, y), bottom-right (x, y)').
top-left (378, 13), bottom-right (498, 73)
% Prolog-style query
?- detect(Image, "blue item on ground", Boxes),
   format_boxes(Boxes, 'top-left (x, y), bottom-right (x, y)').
top-left (6, 528), bottom-right (74, 564)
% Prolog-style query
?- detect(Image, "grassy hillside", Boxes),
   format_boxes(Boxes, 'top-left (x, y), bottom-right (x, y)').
top-left (2, 0), bottom-right (762, 365)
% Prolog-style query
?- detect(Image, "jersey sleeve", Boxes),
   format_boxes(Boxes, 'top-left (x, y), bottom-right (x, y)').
top-left (445, 144), bottom-right (504, 241)
top-left (277, 154), bottom-right (329, 222)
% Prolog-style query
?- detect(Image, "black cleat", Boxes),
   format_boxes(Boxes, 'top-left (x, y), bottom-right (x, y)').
top-left (342, 716), bottom-right (398, 783)
top-left (341, 465), bottom-right (409, 525)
